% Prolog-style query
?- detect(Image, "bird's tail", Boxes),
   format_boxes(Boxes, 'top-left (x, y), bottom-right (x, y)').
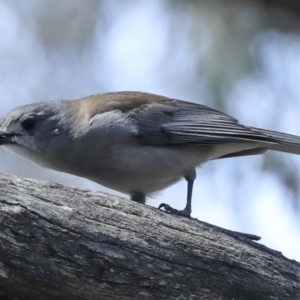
top-left (250, 127), bottom-right (300, 155)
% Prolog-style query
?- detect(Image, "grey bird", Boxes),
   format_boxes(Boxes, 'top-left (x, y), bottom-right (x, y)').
top-left (1, 91), bottom-right (300, 217)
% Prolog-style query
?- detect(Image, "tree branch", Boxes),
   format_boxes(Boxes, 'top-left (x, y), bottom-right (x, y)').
top-left (0, 173), bottom-right (299, 300)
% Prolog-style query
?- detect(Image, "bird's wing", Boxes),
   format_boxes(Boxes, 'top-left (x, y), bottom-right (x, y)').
top-left (81, 92), bottom-right (300, 154)
top-left (126, 98), bottom-right (278, 146)
top-left (216, 148), bottom-right (268, 159)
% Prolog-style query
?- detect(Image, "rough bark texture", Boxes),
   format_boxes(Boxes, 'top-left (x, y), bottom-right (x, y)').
top-left (0, 173), bottom-right (299, 300)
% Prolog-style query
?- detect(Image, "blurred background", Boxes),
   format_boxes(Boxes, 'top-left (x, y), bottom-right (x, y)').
top-left (1, 0), bottom-right (300, 260)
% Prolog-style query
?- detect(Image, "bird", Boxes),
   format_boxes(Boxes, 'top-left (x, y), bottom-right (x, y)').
top-left (1, 91), bottom-right (300, 218)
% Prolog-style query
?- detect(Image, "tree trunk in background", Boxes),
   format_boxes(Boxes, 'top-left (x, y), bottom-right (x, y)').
top-left (0, 173), bottom-right (299, 300)
top-left (260, 0), bottom-right (300, 15)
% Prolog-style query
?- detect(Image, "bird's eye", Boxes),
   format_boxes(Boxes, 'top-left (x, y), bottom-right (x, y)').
top-left (20, 117), bottom-right (36, 131)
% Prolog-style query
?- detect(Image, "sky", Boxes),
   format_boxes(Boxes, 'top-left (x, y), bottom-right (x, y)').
top-left (0, 0), bottom-right (300, 261)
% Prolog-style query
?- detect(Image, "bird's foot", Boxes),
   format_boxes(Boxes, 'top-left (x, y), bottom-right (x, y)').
top-left (158, 203), bottom-right (191, 218)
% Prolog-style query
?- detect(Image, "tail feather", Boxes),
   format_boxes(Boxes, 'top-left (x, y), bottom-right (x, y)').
top-left (250, 127), bottom-right (300, 155)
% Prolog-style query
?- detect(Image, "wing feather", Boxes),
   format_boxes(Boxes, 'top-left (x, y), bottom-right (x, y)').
top-left (82, 91), bottom-right (300, 154)
top-left (129, 99), bottom-right (278, 146)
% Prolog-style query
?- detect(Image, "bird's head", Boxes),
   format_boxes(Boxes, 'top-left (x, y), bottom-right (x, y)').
top-left (0, 101), bottom-right (71, 166)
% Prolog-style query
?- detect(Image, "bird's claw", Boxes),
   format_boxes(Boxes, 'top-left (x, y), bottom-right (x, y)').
top-left (158, 203), bottom-right (191, 218)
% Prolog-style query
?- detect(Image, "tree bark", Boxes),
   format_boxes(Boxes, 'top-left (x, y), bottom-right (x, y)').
top-left (0, 173), bottom-right (299, 300)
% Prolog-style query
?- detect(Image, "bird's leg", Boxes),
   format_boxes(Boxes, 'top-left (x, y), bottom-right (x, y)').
top-left (159, 170), bottom-right (196, 218)
top-left (130, 192), bottom-right (146, 204)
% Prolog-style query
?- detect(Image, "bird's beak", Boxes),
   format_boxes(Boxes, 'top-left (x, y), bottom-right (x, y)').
top-left (0, 131), bottom-right (11, 145)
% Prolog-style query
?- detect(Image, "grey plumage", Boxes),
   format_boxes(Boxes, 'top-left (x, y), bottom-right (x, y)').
top-left (1, 91), bottom-right (300, 217)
